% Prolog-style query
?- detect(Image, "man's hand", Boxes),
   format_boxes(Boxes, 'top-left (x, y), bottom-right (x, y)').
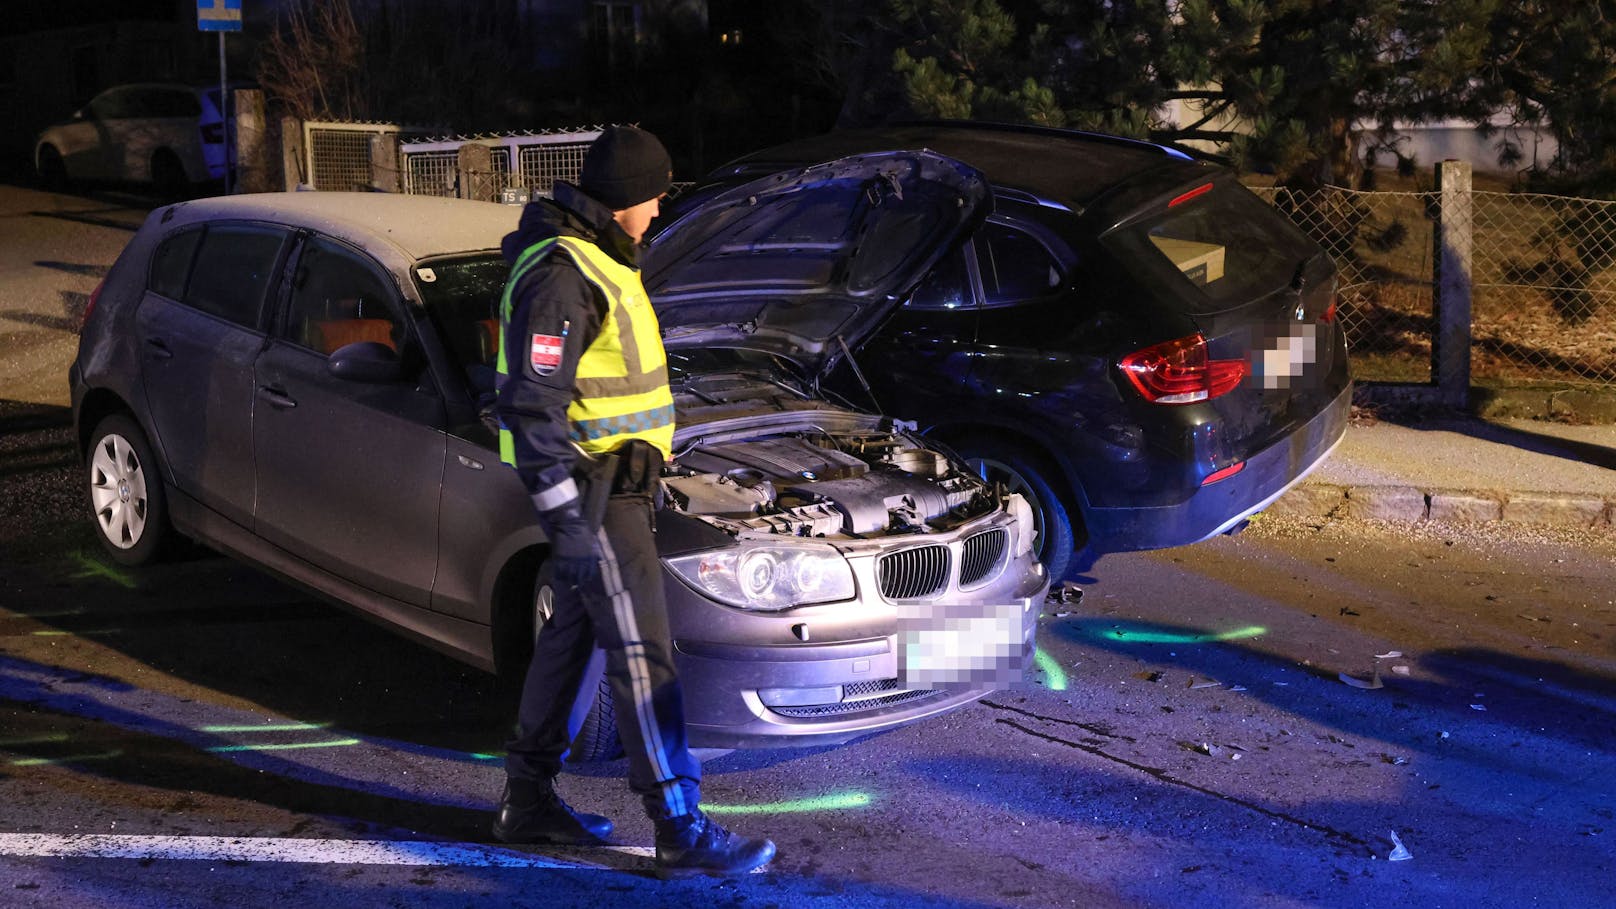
top-left (538, 499), bottom-right (599, 589)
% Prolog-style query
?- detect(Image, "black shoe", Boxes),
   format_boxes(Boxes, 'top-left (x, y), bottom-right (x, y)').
top-left (653, 810), bottom-right (776, 879)
top-left (491, 780), bottom-right (613, 845)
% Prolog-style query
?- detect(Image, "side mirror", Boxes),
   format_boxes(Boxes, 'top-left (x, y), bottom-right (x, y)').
top-left (328, 341), bottom-right (405, 383)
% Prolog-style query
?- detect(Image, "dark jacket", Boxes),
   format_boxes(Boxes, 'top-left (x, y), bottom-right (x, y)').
top-left (495, 183), bottom-right (642, 497)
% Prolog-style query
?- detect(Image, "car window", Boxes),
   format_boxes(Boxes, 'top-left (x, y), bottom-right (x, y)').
top-left (148, 228), bottom-right (202, 300)
top-left (975, 221), bottom-right (1064, 307)
top-left (413, 254), bottom-right (510, 374)
top-left (285, 237), bottom-right (409, 357)
top-left (904, 247), bottom-right (974, 311)
top-left (1103, 181), bottom-right (1316, 313)
top-left (185, 225), bottom-right (288, 329)
top-left (87, 88), bottom-right (132, 120)
top-left (140, 89), bottom-right (202, 119)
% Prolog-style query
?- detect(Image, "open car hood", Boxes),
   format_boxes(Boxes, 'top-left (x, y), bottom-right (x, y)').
top-left (644, 150), bottom-right (989, 378)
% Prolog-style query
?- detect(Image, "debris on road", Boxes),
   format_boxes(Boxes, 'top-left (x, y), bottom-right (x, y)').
top-left (1339, 668), bottom-right (1384, 689)
top-left (1388, 830), bottom-right (1414, 861)
top-left (1391, 665), bottom-right (1412, 676)
top-left (1470, 703), bottom-right (1488, 711)
top-left (1180, 741), bottom-right (1245, 760)
top-left (1047, 582), bottom-right (1084, 606)
top-left (1374, 650), bottom-right (1403, 659)
top-left (1187, 678), bottom-right (1224, 690)
top-left (1134, 670), bottom-right (1162, 682)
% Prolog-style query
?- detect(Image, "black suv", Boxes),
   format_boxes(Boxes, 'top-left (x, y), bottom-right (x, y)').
top-left (685, 123), bottom-right (1351, 579)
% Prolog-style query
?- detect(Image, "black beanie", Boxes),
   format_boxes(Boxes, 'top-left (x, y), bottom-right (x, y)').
top-left (577, 126), bottom-right (673, 211)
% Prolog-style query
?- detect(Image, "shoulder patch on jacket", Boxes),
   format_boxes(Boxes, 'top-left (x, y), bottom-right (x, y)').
top-left (530, 333), bottom-right (564, 376)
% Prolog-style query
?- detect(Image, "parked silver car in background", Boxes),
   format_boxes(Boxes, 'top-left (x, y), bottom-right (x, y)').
top-left (35, 83), bottom-right (235, 196)
top-left (71, 155), bottom-right (1047, 759)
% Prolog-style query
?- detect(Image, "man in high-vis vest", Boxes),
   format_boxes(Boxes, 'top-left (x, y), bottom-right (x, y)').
top-left (491, 125), bottom-right (775, 878)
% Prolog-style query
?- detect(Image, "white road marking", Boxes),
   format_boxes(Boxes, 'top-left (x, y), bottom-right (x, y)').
top-left (0, 834), bottom-right (650, 869)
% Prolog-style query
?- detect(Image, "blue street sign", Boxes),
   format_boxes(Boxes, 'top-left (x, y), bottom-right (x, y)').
top-left (197, 0), bottom-right (242, 32)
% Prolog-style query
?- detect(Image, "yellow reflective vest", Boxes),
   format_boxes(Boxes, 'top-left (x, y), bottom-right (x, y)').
top-left (498, 235), bottom-right (675, 462)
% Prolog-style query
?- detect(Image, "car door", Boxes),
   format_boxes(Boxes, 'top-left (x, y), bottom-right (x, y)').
top-left (136, 222), bottom-right (289, 529)
top-left (852, 243), bottom-right (980, 421)
top-left (58, 89), bottom-right (124, 180)
top-left (252, 234), bottom-right (446, 607)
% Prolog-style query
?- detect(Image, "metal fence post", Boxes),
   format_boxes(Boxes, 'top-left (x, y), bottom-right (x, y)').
top-left (1433, 159), bottom-right (1473, 408)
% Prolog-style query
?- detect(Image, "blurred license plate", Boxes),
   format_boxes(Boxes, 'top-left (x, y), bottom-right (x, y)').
top-left (897, 602), bottom-right (1027, 690)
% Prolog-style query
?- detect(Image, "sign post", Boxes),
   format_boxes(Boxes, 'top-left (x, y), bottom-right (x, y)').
top-left (197, 0), bottom-right (243, 195)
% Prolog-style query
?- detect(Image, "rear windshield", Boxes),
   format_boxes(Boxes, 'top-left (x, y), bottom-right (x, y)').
top-left (1102, 182), bottom-right (1315, 313)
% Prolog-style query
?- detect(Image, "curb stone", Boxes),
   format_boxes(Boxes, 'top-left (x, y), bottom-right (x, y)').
top-left (1277, 483), bottom-right (1614, 528)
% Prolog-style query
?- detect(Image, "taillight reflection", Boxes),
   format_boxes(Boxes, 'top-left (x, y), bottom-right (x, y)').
top-left (1118, 333), bottom-right (1247, 404)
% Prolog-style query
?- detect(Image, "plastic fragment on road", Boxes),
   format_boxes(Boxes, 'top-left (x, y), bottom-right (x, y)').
top-left (1391, 665), bottom-right (1411, 676)
top-left (1047, 582), bottom-right (1084, 605)
top-left (1374, 651), bottom-right (1402, 659)
top-left (1387, 831), bottom-right (1413, 861)
top-left (1188, 679), bottom-right (1224, 690)
top-left (1339, 669), bottom-right (1384, 690)
top-left (1470, 703), bottom-right (1488, 711)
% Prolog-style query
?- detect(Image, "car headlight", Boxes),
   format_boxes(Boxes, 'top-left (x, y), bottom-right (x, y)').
top-left (1007, 492), bottom-right (1036, 557)
top-left (667, 542), bottom-right (856, 611)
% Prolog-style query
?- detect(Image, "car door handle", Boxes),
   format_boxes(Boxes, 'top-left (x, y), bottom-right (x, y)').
top-left (144, 338), bottom-right (173, 360)
top-left (257, 385), bottom-right (297, 409)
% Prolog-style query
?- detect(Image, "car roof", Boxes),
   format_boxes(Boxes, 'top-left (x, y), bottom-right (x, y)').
top-left (725, 122), bottom-right (1205, 211)
top-left (159, 192), bottom-right (516, 261)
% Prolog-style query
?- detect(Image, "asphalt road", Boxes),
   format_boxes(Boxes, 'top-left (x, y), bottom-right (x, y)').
top-left (1, 184), bottom-right (1614, 907)
top-left (2, 393), bottom-right (1613, 908)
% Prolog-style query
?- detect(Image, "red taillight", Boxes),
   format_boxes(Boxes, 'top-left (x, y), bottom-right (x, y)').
top-left (1201, 461), bottom-right (1246, 486)
top-left (79, 278), bottom-right (105, 333)
top-left (201, 122), bottom-right (225, 144)
top-left (1321, 293), bottom-right (1338, 323)
top-left (1119, 333), bottom-right (1248, 404)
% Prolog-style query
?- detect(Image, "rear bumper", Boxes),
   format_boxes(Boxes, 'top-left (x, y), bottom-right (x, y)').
top-left (1083, 381), bottom-right (1352, 552)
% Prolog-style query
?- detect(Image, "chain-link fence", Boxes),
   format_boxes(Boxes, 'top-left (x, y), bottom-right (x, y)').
top-left (1257, 183), bottom-right (1616, 390)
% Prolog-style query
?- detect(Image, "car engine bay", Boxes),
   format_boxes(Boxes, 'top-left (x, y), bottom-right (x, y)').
top-left (664, 429), bottom-right (996, 539)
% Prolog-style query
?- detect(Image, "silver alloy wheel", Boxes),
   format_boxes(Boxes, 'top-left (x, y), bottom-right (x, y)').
top-left (969, 456), bottom-right (1046, 549)
top-left (533, 582), bottom-right (555, 642)
top-left (89, 433), bottom-right (148, 550)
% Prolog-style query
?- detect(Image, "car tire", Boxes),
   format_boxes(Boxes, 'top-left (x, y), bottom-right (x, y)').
top-left (152, 150), bottom-right (189, 200)
top-left (531, 574), bottom-right (625, 763)
top-left (85, 414), bottom-right (173, 566)
top-left (37, 145), bottom-right (68, 191)
top-left (960, 440), bottom-right (1079, 581)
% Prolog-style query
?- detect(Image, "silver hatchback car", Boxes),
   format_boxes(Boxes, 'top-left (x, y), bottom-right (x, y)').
top-left (36, 83), bottom-right (235, 195)
top-left (70, 152), bottom-right (1048, 758)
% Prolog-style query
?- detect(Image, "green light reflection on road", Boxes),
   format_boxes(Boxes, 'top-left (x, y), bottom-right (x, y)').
top-left (199, 723), bottom-right (331, 733)
top-left (1034, 648), bottom-right (1067, 691)
top-left (12, 750), bottom-right (122, 767)
top-left (70, 553), bottom-right (137, 590)
top-left (703, 792), bottom-right (872, 815)
top-left (1098, 625), bottom-right (1267, 644)
top-left (0, 734), bottom-right (70, 747)
top-left (206, 738), bottom-right (362, 753)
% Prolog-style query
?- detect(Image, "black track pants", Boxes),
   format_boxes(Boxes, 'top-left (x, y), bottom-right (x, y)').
top-left (504, 491), bottom-right (702, 820)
